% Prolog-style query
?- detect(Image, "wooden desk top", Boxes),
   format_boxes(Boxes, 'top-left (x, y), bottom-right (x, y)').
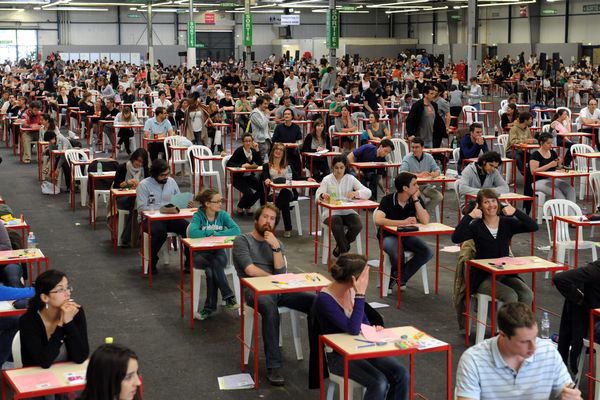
top-left (4, 360), bottom-right (88, 395)
top-left (468, 256), bottom-right (566, 274)
top-left (182, 236), bottom-right (236, 249)
top-left (0, 249), bottom-right (45, 262)
top-left (242, 273), bottom-right (330, 293)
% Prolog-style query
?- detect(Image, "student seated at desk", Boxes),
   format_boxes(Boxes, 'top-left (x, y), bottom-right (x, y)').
top-left (19, 270), bottom-right (89, 368)
top-left (314, 253), bottom-right (409, 400)
top-left (0, 221), bottom-right (26, 288)
top-left (188, 188), bottom-right (241, 321)
top-left (400, 137), bottom-right (442, 215)
top-left (455, 302), bottom-right (581, 400)
top-left (261, 142), bottom-right (315, 238)
top-left (143, 106), bottom-right (174, 161)
top-left (113, 148), bottom-right (149, 247)
top-left (227, 133), bottom-right (264, 216)
top-left (457, 151), bottom-right (509, 210)
top-left (232, 204), bottom-right (315, 386)
top-left (374, 172), bottom-right (433, 293)
top-left (451, 189), bottom-right (538, 307)
top-left (316, 155), bottom-right (371, 257)
top-left (0, 285), bottom-right (34, 367)
top-left (347, 139), bottom-right (395, 202)
top-left (458, 123), bottom-right (489, 167)
top-left (300, 119), bottom-right (332, 183)
top-left (136, 159), bottom-right (189, 275)
top-left (79, 343), bottom-right (141, 400)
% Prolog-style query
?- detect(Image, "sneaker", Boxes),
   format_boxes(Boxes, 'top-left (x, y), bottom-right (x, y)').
top-left (267, 368), bottom-right (285, 386)
top-left (388, 278), bottom-right (397, 294)
top-left (283, 230), bottom-right (292, 238)
top-left (224, 297), bottom-right (239, 310)
top-left (194, 309), bottom-right (212, 320)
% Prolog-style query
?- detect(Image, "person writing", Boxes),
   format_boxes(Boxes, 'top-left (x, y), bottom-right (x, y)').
top-left (314, 253), bottom-right (409, 400)
top-left (301, 118), bottom-right (331, 183)
top-left (19, 270), bottom-right (89, 368)
top-left (451, 189), bottom-right (538, 306)
top-left (188, 188), bottom-right (241, 320)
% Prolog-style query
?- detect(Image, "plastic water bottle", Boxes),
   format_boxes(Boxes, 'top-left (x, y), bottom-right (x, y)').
top-left (540, 311), bottom-right (550, 339)
top-left (97, 161), bottom-right (103, 174)
top-left (285, 168), bottom-right (293, 186)
top-left (148, 193), bottom-right (156, 209)
top-left (329, 184), bottom-right (338, 203)
top-left (27, 232), bottom-right (37, 249)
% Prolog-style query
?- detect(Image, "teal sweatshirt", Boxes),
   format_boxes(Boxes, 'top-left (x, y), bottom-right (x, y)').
top-left (189, 209), bottom-right (241, 238)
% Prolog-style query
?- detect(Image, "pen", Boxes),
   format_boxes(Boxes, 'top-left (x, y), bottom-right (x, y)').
top-left (357, 343), bottom-right (376, 349)
top-left (271, 281), bottom-right (287, 284)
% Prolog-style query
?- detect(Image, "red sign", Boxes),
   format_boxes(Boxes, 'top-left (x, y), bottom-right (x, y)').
top-left (205, 13), bottom-right (215, 24)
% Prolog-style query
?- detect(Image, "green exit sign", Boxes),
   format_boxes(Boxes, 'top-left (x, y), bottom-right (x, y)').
top-left (542, 8), bottom-right (558, 15)
top-left (196, 42), bottom-right (205, 48)
top-left (338, 6), bottom-right (356, 11)
top-left (127, 13), bottom-right (140, 18)
top-left (220, 2), bottom-right (238, 8)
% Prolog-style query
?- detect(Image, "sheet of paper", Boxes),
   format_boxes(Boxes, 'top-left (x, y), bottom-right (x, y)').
top-left (217, 373), bottom-right (254, 390)
top-left (368, 302), bottom-right (389, 309)
top-left (441, 245), bottom-right (461, 253)
top-left (0, 301), bottom-right (15, 311)
top-left (494, 257), bottom-right (528, 266)
top-left (361, 323), bottom-right (400, 343)
top-left (64, 372), bottom-right (85, 385)
top-left (12, 371), bottom-right (61, 392)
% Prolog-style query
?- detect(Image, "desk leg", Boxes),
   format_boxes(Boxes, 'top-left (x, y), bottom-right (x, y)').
top-left (409, 353), bottom-right (415, 400)
top-left (531, 272), bottom-right (537, 312)
top-left (190, 252), bottom-right (195, 329)
top-left (490, 275), bottom-right (497, 338)
top-left (147, 218), bottom-right (153, 288)
top-left (309, 191), bottom-right (313, 237)
top-left (575, 222), bottom-right (580, 269)
top-left (240, 285), bottom-right (245, 372)
top-left (435, 234), bottom-right (440, 295)
top-left (365, 210), bottom-right (369, 259)
top-left (327, 208), bottom-right (333, 270)
top-left (446, 346), bottom-right (452, 400)
top-left (179, 244), bottom-right (184, 318)
top-left (552, 216), bottom-right (558, 263)
top-left (396, 236), bottom-right (403, 309)
top-left (319, 337), bottom-right (325, 400)
top-left (343, 357), bottom-right (349, 400)
top-left (111, 194), bottom-right (116, 252)
top-left (379, 230), bottom-right (384, 298)
top-left (590, 311), bottom-right (596, 400)
top-left (465, 264), bottom-right (471, 346)
top-left (440, 183), bottom-right (446, 221)
top-left (253, 296), bottom-right (260, 389)
top-left (314, 202), bottom-right (319, 264)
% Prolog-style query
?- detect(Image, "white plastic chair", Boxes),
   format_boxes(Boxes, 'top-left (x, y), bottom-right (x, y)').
top-left (495, 134), bottom-right (513, 185)
top-left (320, 217), bottom-right (363, 265)
top-left (373, 210), bottom-right (429, 295)
top-left (471, 294), bottom-right (503, 344)
top-left (64, 149), bottom-right (90, 207)
top-left (132, 101), bottom-right (150, 122)
top-left (556, 106), bottom-right (572, 120)
top-left (575, 338), bottom-right (600, 400)
top-left (590, 172), bottom-right (600, 236)
top-left (500, 99), bottom-right (508, 111)
top-left (326, 371), bottom-right (366, 400)
top-left (11, 331), bottom-right (21, 368)
top-left (188, 145), bottom-right (222, 196)
top-left (164, 136), bottom-right (189, 178)
top-left (543, 199), bottom-right (597, 276)
top-left (117, 209), bottom-right (130, 247)
top-left (462, 105), bottom-right (478, 126)
top-left (571, 143), bottom-right (596, 200)
top-left (243, 305), bottom-right (304, 365)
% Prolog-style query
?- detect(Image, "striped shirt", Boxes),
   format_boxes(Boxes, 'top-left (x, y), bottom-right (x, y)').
top-left (455, 336), bottom-right (570, 400)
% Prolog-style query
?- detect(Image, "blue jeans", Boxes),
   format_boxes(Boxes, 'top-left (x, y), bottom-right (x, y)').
top-left (0, 264), bottom-right (24, 288)
top-left (0, 316), bottom-right (19, 364)
top-left (382, 235), bottom-right (433, 285)
top-left (243, 290), bottom-right (315, 369)
top-left (193, 249), bottom-right (233, 311)
top-left (327, 352), bottom-right (409, 400)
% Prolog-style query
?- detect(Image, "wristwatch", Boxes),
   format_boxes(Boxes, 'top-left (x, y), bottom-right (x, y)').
top-left (272, 247), bottom-right (282, 253)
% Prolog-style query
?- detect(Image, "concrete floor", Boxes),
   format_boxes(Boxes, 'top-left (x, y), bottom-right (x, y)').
top-left (0, 130), bottom-right (594, 399)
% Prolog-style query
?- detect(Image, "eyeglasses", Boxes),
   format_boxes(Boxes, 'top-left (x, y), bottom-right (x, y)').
top-left (50, 285), bottom-right (73, 294)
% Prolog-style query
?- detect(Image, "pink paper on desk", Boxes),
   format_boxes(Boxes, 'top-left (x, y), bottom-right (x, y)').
top-left (361, 324), bottom-right (401, 343)
top-left (273, 273), bottom-right (302, 283)
top-left (12, 371), bottom-right (61, 392)
top-left (493, 257), bottom-right (528, 266)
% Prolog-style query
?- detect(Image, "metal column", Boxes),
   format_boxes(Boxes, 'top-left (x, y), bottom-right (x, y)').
top-left (147, 3), bottom-right (154, 65)
top-left (328, 0), bottom-right (336, 68)
top-left (187, 0), bottom-right (196, 68)
top-left (467, 0), bottom-right (477, 80)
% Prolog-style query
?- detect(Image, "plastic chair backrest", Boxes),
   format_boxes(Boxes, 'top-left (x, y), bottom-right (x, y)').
top-left (11, 331), bottom-right (21, 368)
top-left (132, 101), bottom-right (148, 119)
top-left (500, 100), bottom-right (508, 110)
top-left (222, 154), bottom-right (232, 174)
top-left (328, 125), bottom-right (335, 135)
top-left (556, 106), bottom-right (572, 120)
top-left (571, 143), bottom-right (595, 172)
top-left (391, 138), bottom-right (408, 164)
top-left (497, 109), bottom-right (504, 132)
top-left (452, 148), bottom-right (461, 163)
top-left (543, 199), bottom-right (583, 244)
top-left (188, 145), bottom-right (215, 174)
top-left (164, 136), bottom-right (188, 164)
top-left (496, 134), bottom-right (508, 157)
top-left (590, 172), bottom-right (600, 212)
top-left (462, 105), bottom-right (477, 124)
top-left (64, 149), bottom-right (89, 179)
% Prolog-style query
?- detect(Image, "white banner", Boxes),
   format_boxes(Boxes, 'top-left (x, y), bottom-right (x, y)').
top-left (281, 15), bottom-right (300, 26)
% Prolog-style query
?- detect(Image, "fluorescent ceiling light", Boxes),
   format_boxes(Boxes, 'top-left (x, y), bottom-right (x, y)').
top-left (385, 8), bottom-right (419, 13)
top-left (282, 0), bottom-right (319, 5)
top-left (41, 0), bottom-right (69, 8)
top-left (340, 10), bottom-right (368, 13)
top-left (478, 0), bottom-right (534, 6)
top-left (368, 0), bottom-right (429, 7)
top-left (0, 7), bottom-right (24, 10)
top-left (45, 6), bottom-right (108, 10)
top-left (226, 8), bottom-right (283, 12)
top-left (0, 0), bottom-right (48, 3)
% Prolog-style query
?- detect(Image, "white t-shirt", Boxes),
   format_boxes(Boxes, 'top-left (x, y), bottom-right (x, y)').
top-left (579, 106), bottom-right (600, 121)
top-left (284, 76), bottom-right (300, 95)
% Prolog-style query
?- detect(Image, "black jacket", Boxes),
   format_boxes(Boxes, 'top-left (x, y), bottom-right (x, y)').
top-left (226, 146), bottom-right (262, 169)
top-left (405, 99), bottom-right (447, 141)
top-left (19, 307), bottom-right (89, 368)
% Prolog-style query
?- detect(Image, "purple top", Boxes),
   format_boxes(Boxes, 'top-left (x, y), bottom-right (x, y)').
top-left (315, 290), bottom-right (371, 336)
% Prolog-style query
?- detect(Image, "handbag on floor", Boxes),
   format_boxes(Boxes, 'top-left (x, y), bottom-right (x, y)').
top-left (41, 180), bottom-right (61, 195)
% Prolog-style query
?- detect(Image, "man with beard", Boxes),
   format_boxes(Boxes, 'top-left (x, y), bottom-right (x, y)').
top-left (137, 159), bottom-right (189, 275)
top-left (232, 203), bottom-right (315, 386)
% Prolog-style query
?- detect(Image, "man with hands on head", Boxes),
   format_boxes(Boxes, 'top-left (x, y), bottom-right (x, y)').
top-left (458, 123), bottom-right (489, 167)
top-left (374, 172), bottom-right (433, 292)
top-left (455, 302), bottom-right (582, 400)
top-left (232, 204), bottom-right (315, 387)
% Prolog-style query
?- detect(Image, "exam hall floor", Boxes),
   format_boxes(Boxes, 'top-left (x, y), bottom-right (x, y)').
top-left (0, 145), bottom-right (594, 399)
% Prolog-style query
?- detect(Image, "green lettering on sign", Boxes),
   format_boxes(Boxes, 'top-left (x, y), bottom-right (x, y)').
top-left (326, 9), bottom-right (339, 49)
top-left (187, 21), bottom-right (196, 48)
top-left (127, 13), bottom-right (140, 18)
top-left (196, 42), bottom-right (206, 48)
top-left (583, 4), bottom-right (600, 12)
top-left (220, 2), bottom-right (238, 8)
top-left (542, 8), bottom-right (557, 15)
top-left (338, 6), bottom-right (356, 11)
top-left (243, 13), bottom-right (252, 47)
